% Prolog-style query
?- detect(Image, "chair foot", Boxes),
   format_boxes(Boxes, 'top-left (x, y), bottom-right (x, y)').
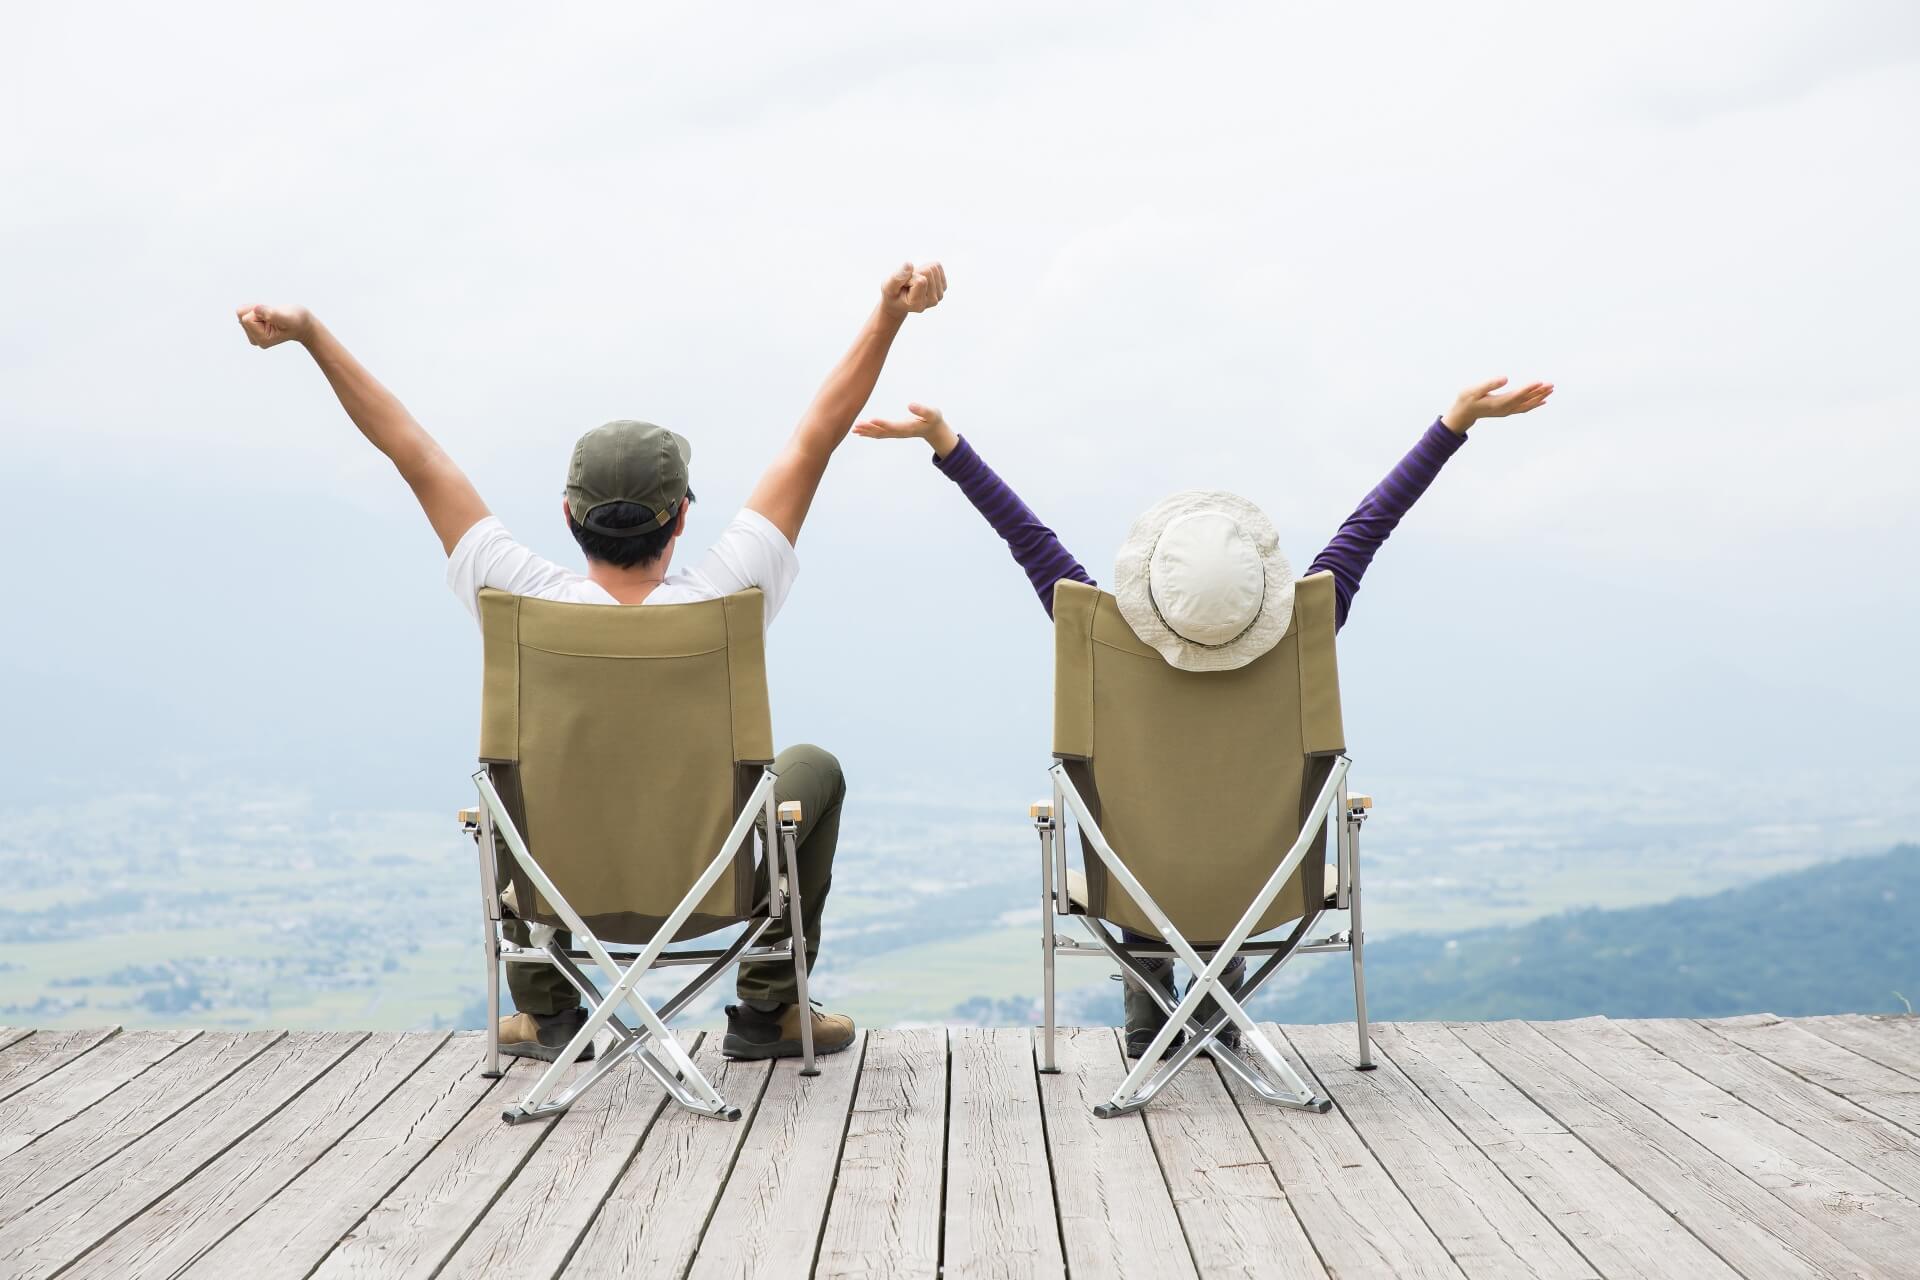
top-left (501, 1103), bottom-right (558, 1125)
top-left (1093, 1098), bottom-right (1148, 1120)
top-left (1263, 1092), bottom-right (1333, 1114)
top-left (1355, 1062), bottom-right (1377, 1072)
top-left (479, 1069), bottom-right (505, 1080)
top-left (1037, 1066), bottom-right (1062, 1075)
top-left (722, 1105), bottom-right (744, 1122)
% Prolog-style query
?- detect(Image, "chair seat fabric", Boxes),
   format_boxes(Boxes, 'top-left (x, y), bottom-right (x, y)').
top-left (1065, 867), bottom-right (1089, 914)
top-left (1063, 865), bottom-right (1340, 920)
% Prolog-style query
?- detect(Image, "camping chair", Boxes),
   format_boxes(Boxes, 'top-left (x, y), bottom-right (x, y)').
top-left (1034, 574), bottom-right (1375, 1118)
top-left (457, 586), bottom-right (815, 1125)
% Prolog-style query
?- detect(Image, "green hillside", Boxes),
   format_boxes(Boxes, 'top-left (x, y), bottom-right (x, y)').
top-left (1262, 844), bottom-right (1920, 1023)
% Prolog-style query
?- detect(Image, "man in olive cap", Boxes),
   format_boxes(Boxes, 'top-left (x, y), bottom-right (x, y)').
top-left (237, 261), bottom-right (948, 1062)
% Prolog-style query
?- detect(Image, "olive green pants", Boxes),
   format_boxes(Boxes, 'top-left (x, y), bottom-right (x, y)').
top-left (504, 744), bottom-right (844, 1016)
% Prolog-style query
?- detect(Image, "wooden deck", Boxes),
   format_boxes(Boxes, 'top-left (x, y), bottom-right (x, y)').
top-left (0, 1016), bottom-right (1917, 1278)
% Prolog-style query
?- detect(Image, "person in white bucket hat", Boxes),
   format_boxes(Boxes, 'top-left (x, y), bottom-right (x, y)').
top-left (857, 375), bottom-right (1554, 1055)
top-left (1111, 488), bottom-right (1295, 672)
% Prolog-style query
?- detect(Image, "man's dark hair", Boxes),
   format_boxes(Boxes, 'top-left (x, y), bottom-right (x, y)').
top-left (566, 492), bottom-right (692, 568)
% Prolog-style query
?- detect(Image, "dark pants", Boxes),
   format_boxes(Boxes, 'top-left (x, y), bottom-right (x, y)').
top-left (505, 744), bottom-right (845, 1016)
top-left (1119, 928), bottom-right (1246, 1030)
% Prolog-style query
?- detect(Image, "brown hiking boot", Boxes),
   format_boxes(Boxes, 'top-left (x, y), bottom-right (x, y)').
top-left (497, 1009), bottom-right (596, 1063)
top-left (722, 1001), bottom-right (855, 1060)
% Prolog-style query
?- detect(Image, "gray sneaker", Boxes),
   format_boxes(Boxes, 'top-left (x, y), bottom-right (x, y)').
top-left (1188, 960), bottom-right (1247, 1058)
top-left (1122, 958), bottom-right (1180, 1060)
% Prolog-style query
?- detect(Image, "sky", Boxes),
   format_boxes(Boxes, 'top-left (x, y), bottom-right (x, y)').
top-left (2, 2), bottom-right (1917, 841)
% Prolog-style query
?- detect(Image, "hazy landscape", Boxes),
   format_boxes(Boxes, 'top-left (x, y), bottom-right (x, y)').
top-left (6, 762), bottom-right (1914, 1034)
top-left (1259, 842), bottom-right (1920, 1025)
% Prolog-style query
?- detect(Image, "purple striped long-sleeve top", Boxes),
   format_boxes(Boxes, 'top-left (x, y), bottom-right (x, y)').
top-left (929, 417), bottom-right (1469, 630)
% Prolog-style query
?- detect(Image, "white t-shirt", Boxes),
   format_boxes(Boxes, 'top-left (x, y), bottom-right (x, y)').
top-left (445, 508), bottom-right (799, 624)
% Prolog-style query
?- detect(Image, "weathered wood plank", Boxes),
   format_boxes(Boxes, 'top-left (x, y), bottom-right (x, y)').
top-left (1035, 1027), bottom-right (1195, 1280)
top-left (940, 1028), bottom-right (1066, 1280)
top-left (0, 1031), bottom-right (32, 1055)
top-left (1799, 1014), bottom-right (1920, 1081)
top-left (1371, 1022), bottom-right (1742, 1280)
top-left (1708, 1013), bottom-right (1920, 1136)
top-left (1454, 1019), bottom-right (1881, 1280)
top-left (686, 1034), bottom-right (865, 1280)
top-left (0, 1032), bottom-right (279, 1230)
top-left (0, 1028), bottom-right (118, 1105)
top-left (1246, 1025), bottom-right (1469, 1280)
top-left (64, 1031), bottom-right (445, 1279)
top-left (1285, 1022), bottom-right (1591, 1278)
top-left (1140, 1052), bottom-right (1325, 1280)
top-left (437, 1037), bottom-right (681, 1280)
top-left (310, 1058), bottom-right (566, 1279)
top-left (812, 1029), bottom-right (948, 1280)
top-left (0, 1030), bottom-right (365, 1279)
top-left (179, 1033), bottom-right (500, 1280)
top-left (1626, 1017), bottom-right (1920, 1205)
top-left (1536, 1016), bottom-right (1920, 1278)
top-left (563, 1037), bottom-right (773, 1280)
top-left (0, 1014), bottom-right (1910, 1280)
top-left (0, 1028), bottom-right (198, 1161)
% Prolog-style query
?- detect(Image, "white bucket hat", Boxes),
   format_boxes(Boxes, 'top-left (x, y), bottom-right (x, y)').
top-left (1113, 490), bottom-right (1294, 672)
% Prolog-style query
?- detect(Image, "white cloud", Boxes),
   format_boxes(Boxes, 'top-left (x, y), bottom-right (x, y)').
top-left (2, 1), bottom-right (1916, 807)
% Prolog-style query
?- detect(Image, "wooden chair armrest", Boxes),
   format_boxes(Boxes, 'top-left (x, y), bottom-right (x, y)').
top-left (778, 800), bottom-right (804, 826)
top-left (1029, 800), bottom-right (1054, 822)
top-left (457, 807), bottom-right (480, 830)
top-left (1347, 793), bottom-right (1373, 812)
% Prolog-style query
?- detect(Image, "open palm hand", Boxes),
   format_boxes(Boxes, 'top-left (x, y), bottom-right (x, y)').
top-left (1442, 377), bottom-right (1554, 433)
top-left (854, 402), bottom-right (959, 457)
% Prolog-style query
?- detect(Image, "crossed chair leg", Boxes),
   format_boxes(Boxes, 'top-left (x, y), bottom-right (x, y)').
top-left (502, 924), bottom-right (784, 1123)
top-left (472, 767), bottom-right (815, 1125)
top-left (1082, 918), bottom-right (1329, 1117)
top-left (1040, 755), bottom-right (1367, 1119)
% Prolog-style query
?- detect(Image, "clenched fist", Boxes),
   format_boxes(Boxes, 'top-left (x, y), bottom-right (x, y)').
top-left (880, 262), bottom-right (948, 318)
top-left (235, 303), bottom-right (315, 349)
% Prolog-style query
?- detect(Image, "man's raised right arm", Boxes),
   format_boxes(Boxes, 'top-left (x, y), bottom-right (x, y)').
top-left (743, 263), bottom-right (946, 546)
top-left (236, 304), bottom-right (489, 554)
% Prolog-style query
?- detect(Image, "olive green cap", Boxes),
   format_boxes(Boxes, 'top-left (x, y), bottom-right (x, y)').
top-left (565, 420), bottom-right (693, 537)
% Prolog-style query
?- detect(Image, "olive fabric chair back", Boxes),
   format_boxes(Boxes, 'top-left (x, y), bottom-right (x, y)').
top-left (477, 587), bottom-right (774, 945)
top-left (1050, 573), bottom-right (1346, 942)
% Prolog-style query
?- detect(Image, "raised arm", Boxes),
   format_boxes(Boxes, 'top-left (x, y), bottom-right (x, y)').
top-left (1309, 376), bottom-right (1554, 629)
top-left (235, 305), bottom-right (489, 554)
top-left (744, 263), bottom-right (947, 545)
top-left (855, 404), bottom-right (1094, 617)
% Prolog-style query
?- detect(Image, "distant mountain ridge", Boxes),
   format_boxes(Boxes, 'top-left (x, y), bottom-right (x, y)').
top-left (1261, 843), bottom-right (1919, 1024)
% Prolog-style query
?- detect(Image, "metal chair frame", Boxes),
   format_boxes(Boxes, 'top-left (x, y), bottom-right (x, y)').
top-left (462, 765), bottom-right (816, 1125)
top-left (1035, 754), bottom-right (1377, 1118)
